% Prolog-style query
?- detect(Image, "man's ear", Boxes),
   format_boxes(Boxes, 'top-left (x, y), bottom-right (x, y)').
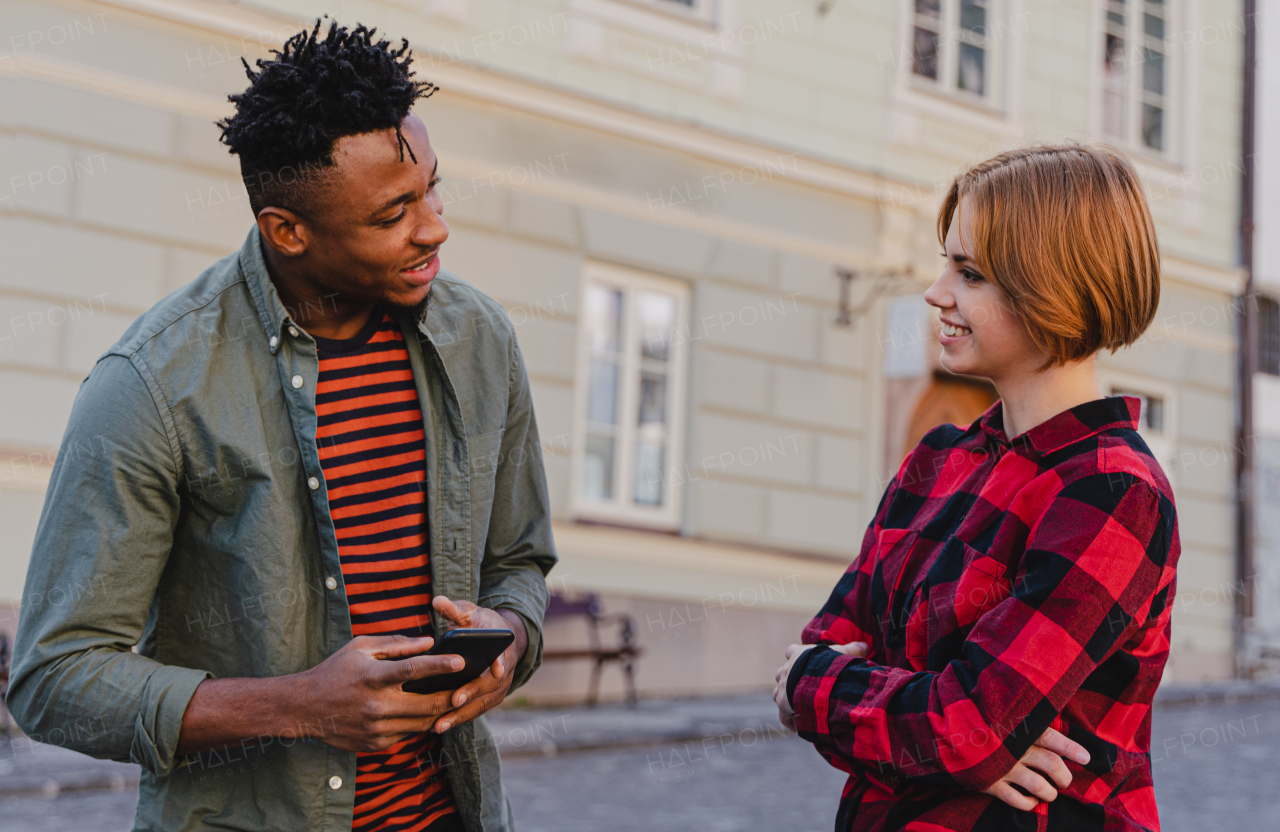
top-left (257, 207), bottom-right (312, 258)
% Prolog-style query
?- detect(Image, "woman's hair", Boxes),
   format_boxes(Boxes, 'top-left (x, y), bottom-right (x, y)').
top-left (936, 143), bottom-right (1161, 371)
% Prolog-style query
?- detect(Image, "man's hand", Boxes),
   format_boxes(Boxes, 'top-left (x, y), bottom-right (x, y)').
top-left (773, 642), bottom-right (868, 732)
top-left (981, 726), bottom-right (1091, 811)
top-left (427, 595), bottom-right (527, 734)
top-left (173, 633), bottom-right (466, 756)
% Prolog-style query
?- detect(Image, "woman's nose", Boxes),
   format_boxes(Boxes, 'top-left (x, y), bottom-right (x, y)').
top-left (923, 272), bottom-right (952, 310)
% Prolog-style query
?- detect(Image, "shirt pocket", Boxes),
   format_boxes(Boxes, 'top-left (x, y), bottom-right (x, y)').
top-left (952, 541), bottom-right (1012, 628)
top-left (872, 528), bottom-right (921, 654)
top-left (467, 427), bottom-right (506, 548)
top-left (907, 537), bottom-right (1012, 666)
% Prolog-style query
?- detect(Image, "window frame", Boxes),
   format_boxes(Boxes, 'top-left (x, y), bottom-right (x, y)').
top-left (906, 0), bottom-right (1006, 111)
top-left (1259, 295), bottom-right (1280, 377)
top-left (620, 0), bottom-right (715, 24)
top-left (569, 262), bottom-right (691, 530)
top-left (1098, 368), bottom-right (1179, 486)
top-left (1095, 0), bottom-right (1181, 161)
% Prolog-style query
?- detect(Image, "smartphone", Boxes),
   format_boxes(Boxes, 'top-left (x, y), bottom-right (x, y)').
top-left (400, 628), bottom-right (515, 695)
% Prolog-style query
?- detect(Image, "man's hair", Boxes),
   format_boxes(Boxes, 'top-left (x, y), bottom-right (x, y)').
top-left (936, 143), bottom-right (1161, 371)
top-left (217, 19), bottom-right (438, 217)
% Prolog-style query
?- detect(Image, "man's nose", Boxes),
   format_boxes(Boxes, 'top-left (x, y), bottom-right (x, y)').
top-left (414, 213), bottom-right (448, 247)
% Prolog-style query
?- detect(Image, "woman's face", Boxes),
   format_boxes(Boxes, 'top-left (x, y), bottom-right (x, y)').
top-left (923, 200), bottom-right (1045, 382)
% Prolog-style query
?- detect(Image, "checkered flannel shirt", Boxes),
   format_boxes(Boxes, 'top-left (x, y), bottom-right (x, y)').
top-left (787, 395), bottom-right (1179, 832)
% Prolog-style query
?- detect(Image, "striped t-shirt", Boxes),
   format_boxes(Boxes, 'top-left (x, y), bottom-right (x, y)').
top-left (314, 308), bottom-right (460, 832)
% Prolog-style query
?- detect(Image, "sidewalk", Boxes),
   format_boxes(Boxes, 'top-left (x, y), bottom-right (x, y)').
top-left (4, 680), bottom-right (1279, 798)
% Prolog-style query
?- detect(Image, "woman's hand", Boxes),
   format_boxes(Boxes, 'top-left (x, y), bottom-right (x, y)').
top-left (774, 641), bottom-right (869, 732)
top-left (981, 726), bottom-right (1091, 811)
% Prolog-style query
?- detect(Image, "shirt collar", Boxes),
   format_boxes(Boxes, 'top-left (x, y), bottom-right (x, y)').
top-left (978, 394), bottom-right (1141, 457)
top-left (238, 225), bottom-right (295, 355)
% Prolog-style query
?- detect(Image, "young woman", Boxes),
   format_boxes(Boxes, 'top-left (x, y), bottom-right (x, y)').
top-left (774, 144), bottom-right (1178, 832)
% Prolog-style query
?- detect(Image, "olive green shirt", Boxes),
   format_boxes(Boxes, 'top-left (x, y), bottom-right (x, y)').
top-left (6, 226), bottom-right (557, 831)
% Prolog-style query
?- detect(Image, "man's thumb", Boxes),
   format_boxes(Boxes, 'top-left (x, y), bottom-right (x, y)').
top-left (830, 641), bottom-right (870, 657)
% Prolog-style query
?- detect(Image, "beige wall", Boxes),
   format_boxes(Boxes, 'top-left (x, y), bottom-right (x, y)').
top-left (0, 0), bottom-right (1248, 687)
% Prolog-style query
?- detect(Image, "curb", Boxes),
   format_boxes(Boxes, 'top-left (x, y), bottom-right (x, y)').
top-left (494, 715), bottom-right (789, 759)
top-left (1154, 682), bottom-right (1280, 709)
top-left (0, 768), bottom-right (136, 798)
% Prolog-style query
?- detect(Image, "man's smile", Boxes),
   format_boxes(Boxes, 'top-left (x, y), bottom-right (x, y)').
top-left (401, 251), bottom-right (440, 285)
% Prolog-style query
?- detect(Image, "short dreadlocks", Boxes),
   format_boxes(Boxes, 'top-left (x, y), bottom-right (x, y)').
top-left (218, 19), bottom-right (438, 217)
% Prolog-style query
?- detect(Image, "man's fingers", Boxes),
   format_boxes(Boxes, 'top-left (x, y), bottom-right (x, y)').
top-left (362, 634), bottom-right (436, 660)
top-left (784, 644), bottom-right (808, 660)
top-left (986, 781), bottom-right (1039, 813)
top-left (434, 689), bottom-right (502, 734)
top-left (453, 655), bottom-right (506, 701)
top-left (378, 653), bottom-right (464, 685)
top-left (385, 688), bottom-right (456, 720)
top-left (1034, 726), bottom-right (1090, 766)
top-left (431, 595), bottom-right (474, 627)
top-left (830, 641), bottom-right (870, 657)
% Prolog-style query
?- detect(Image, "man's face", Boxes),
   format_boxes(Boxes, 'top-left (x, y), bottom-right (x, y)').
top-left (293, 112), bottom-right (448, 312)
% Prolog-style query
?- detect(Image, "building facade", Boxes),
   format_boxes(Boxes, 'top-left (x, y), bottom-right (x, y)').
top-left (0, 0), bottom-right (1248, 699)
top-left (1248, 0), bottom-right (1280, 675)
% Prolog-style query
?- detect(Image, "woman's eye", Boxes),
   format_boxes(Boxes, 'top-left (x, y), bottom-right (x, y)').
top-left (961, 269), bottom-right (983, 284)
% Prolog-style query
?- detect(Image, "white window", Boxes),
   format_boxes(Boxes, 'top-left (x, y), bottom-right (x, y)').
top-left (1100, 370), bottom-right (1178, 486)
top-left (637, 0), bottom-right (713, 21)
top-left (570, 264), bottom-right (689, 529)
top-left (1100, 0), bottom-right (1174, 154)
top-left (909, 0), bottom-right (1002, 105)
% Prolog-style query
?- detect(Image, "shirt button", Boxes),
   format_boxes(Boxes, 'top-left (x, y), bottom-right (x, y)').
top-left (325, 576), bottom-right (338, 591)
top-left (308, 476), bottom-right (320, 490)
top-left (291, 374), bottom-right (304, 389)
top-left (328, 775), bottom-right (342, 790)
top-left (269, 335), bottom-right (278, 348)
top-left (288, 325), bottom-right (300, 337)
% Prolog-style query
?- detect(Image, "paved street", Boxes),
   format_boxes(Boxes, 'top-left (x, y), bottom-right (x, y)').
top-left (1, 699), bottom-right (1277, 831)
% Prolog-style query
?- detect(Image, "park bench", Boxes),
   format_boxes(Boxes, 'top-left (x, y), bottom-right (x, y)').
top-left (541, 593), bottom-right (642, 706)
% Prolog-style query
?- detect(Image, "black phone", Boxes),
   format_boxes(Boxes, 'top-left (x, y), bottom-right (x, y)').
top-left (400, 628), bottom-right (515, 695)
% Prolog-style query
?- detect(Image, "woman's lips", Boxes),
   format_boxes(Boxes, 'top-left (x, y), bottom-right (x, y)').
top-left (939, 321), bottom-right (971, 345)
top-left (401, 254), bottom-right (440, 286)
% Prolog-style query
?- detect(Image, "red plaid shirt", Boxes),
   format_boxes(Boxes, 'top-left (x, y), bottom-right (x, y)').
top-left (787, 395), bottom-right (1179, 832)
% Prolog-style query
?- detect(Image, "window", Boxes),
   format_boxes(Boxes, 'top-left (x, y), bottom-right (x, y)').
top-left (1101, 370), bottom-right (1177, 485)
top-left (1261, 295), bottom-right (1280, 377)
top-left (637, 0), bottom-right (711, 19)
top-left (1101, 0), bottom-right (1172, 153)
top-left (910, 0), bottom-right (999, 102)
top-left (1113, 389), bottom-right (1165, 432)
top-left (571, 265), bottom-right (690, 528)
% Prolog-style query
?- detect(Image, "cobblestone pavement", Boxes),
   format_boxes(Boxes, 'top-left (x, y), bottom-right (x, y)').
top-left (1149, 700), bottom-right (1280, 832)
top-left (1, 701), bottom-right (1277, 831)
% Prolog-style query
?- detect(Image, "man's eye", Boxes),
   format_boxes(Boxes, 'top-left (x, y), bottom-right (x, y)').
top-left (379, 211), bottom-right (405, 227)
top-left (429, 176), bottom-right (443, 189)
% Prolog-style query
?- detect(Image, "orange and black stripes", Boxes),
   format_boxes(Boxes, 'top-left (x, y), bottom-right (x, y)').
top-left (314, 309), bottom-right (459, 832)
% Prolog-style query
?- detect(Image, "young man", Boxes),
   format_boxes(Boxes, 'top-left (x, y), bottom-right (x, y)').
top-left (6, 22), bottom-right (556, 832)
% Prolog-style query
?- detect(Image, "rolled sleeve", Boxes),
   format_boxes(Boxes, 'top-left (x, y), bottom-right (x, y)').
top-left (476, 336), bottom-right (556, 691)
top-left (6, 354), bottom-right (210, 777)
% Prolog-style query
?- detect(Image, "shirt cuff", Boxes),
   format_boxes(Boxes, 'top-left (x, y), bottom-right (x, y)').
top-left (786, 645), bottom-right (847, 739)
top-left (130, 664), bottom-right (213, 777)
top-left (479, 595), bottom-right (543, 691)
